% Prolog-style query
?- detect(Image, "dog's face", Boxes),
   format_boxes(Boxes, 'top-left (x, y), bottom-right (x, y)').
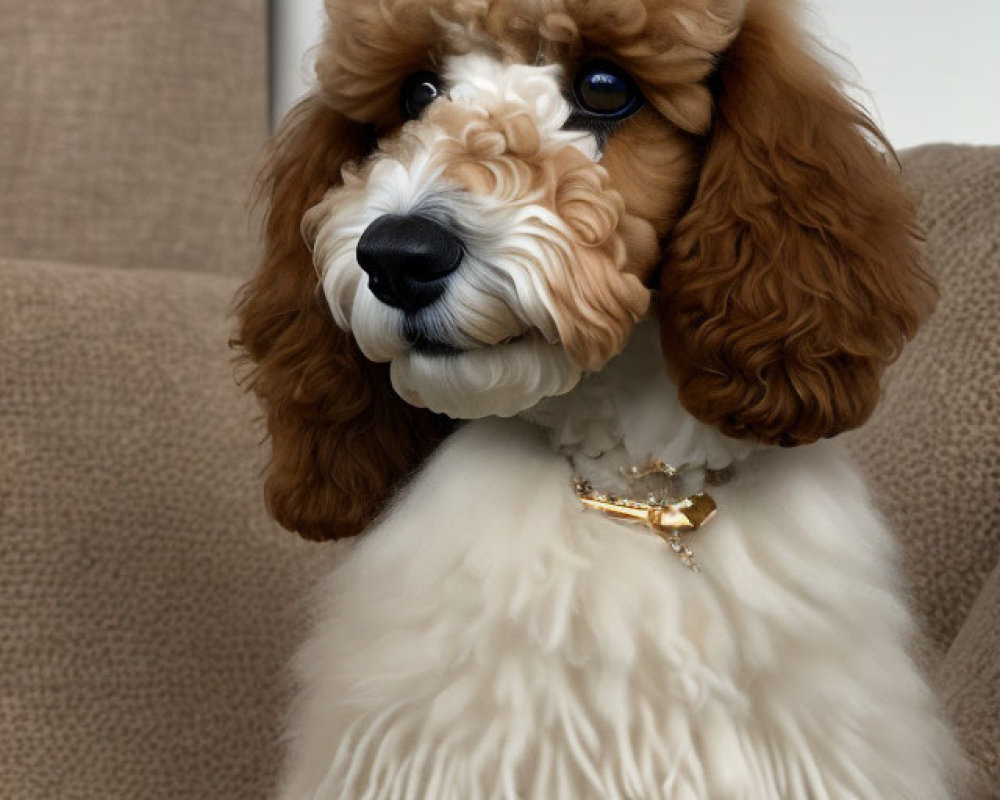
top-left (237, 0), bottom-right (936, 540)
top-left (308, 0), bottom-right (742, 418)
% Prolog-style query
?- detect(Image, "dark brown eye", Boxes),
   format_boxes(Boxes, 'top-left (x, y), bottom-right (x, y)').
top-left (573, 59), bottom-right (643, 120)
top-left (401, 71), bottom-right (442, 120)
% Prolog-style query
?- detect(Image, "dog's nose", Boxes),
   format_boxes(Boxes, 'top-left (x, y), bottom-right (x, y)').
top-left (356, 214), bottom-right (464, 312)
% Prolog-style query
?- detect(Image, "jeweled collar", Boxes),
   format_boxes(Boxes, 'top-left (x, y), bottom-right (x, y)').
top-left (571, 459), bottom-right (734, 573)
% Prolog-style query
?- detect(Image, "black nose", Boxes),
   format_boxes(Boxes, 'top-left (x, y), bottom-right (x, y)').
top-left (356, 214), bottom-right (464, 312)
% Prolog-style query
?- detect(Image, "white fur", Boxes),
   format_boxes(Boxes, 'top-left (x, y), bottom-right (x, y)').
top-left (390, 331), bottom-right (581, 419)
top-left (279, 324), bottom-right (958, 800)
top-left (308, 54), bottom-right (611, 419)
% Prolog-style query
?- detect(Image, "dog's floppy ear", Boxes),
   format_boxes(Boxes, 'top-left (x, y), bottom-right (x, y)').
top-left (660, 0), bottom-right (936, 446)
top-left (235, 96), bottom-right (449, 541)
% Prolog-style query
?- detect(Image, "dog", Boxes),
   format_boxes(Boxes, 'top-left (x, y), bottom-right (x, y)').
top-left (235, 0), bottom-right (961, 796)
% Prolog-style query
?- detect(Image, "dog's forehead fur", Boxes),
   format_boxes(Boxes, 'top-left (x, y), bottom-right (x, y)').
top-left (318, 0), bottom-right (745, 132)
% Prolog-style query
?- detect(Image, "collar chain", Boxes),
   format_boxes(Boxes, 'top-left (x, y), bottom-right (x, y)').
top-left (572, 459), bottom-right (732, 573)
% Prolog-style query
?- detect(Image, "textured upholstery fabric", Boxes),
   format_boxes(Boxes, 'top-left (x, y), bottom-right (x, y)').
top-left (0, 259), bottom-right (329, 798)
top-left (846, 145), bottom-right (1000, 656)
top-left (940, 566), bottom-right (1000, 800)
top-left (0, 1), bottom-right (268, 276)
top-left (845, 145), bottom-right (1000, 795)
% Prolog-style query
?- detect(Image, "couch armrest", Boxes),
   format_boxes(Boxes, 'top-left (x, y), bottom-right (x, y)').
top-left (940, 563), bottom-right (1000, 798)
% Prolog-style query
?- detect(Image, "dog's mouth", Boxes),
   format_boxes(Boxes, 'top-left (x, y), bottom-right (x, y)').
top-left (408, 330), bottom-right (528, 358)
top-left (408, 331), bottom-right (463, 357)
top-left (388, 328), bottom-right (583, 419)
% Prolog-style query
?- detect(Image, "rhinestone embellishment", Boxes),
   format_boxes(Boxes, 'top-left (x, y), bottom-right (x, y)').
top-left (572, 467), bottom-right (719, 573)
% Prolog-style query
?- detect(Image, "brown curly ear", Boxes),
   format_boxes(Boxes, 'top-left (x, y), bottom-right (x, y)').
top-left (234, 96), bottom-right (449, 541)
top-left (660, 0), bottom-right (936, 446)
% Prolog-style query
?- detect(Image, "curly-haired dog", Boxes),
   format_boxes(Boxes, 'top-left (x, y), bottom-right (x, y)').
top-left (236, 0), bottom-right (961, 796)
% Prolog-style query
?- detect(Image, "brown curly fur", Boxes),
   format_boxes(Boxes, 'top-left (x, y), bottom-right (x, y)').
top-left (660, 0), bottom-right (936, 446)
top-left (233, 97), bottom-right (450, 541)
top-left (236, 0), bottom-right (934, 540)
top-left (316, 0), bottom-right (741, 132)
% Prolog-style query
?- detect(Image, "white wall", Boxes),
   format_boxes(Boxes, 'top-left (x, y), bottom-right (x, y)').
top-left (272, 0), bottom-right (1000, 148)
top-left (271, 0), bottom-right (327, 124)
top-left (813, 0), bottom-right (1000, 148)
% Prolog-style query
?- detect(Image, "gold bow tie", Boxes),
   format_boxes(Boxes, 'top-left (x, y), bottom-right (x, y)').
top-left (572, 462), bottom-right (721, 573)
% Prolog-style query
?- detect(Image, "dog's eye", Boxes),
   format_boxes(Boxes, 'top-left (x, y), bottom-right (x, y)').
top-left (401, 71), bottom-right (443, 120)
top-left (572, 60), bottom-right (643, 120)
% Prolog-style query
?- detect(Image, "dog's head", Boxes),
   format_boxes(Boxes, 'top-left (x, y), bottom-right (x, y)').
top-left (236, 0), bottom-right (935, 540)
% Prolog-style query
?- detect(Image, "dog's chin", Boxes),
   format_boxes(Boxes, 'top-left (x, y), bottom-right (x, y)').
top-left (388, 331), bottom-right (582, 419)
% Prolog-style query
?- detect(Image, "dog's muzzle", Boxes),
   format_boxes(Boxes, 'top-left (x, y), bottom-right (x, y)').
top-left (356, 214), bottom-right (464, 312)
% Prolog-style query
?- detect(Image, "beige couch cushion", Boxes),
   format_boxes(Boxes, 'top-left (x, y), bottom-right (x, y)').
top-left (846, 145), bottom-right (1000, 659)
top-left (0, 2), bottom-right (268, 276)
top-left (845, 145), bottom-right (1000, 795)
top-left (0, 258), bottom-right (326, 798)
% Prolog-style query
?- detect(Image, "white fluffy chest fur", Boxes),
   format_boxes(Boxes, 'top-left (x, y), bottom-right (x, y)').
top-left (280, 327), bottom-right (958, 800)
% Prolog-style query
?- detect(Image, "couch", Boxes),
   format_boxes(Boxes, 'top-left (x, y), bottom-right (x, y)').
top-left (1, 2), bottom-right (997, 798)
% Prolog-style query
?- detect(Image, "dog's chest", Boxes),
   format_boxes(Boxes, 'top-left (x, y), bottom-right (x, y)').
top-left (285, 413), bottom-right (953, 799)
top-left (285, 328), bottom-right (953, 799)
